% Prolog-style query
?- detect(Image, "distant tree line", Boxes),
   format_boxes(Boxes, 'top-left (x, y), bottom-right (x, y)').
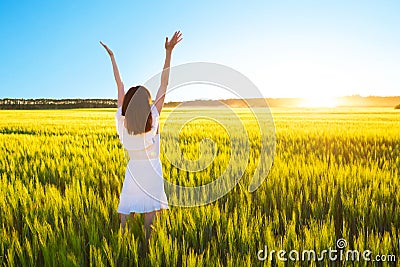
top-left (1, 97), bottom-right (400, 109)
top-left (0, 98), bottom-right (118, 109)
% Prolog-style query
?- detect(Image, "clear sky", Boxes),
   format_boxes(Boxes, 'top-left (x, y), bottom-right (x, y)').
top-left (0, 1), bottom-right (399, 101)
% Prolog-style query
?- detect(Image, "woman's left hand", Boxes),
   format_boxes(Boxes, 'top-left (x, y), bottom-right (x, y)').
top-left (100, 41), bottom-right (114, 57)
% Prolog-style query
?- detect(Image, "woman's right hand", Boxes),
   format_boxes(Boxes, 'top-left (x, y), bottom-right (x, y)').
top-left (100, 41), bottom-right (114, 57)
top-left (165, 31), bottom-right (183, 52)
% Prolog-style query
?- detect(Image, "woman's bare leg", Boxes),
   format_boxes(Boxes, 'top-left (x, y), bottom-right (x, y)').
top-left (120, 212), bottom-right (136, 233)
top-left (120, 213), bottom-right (129, 231)
top-left (144, 211), bottom-right (159, 243)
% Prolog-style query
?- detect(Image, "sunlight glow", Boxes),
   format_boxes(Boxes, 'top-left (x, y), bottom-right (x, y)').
top-left (298, 96), bottom-right (338, 108)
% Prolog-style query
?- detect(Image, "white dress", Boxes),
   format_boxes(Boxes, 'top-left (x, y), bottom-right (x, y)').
top-left (115, 104), bottom-right (169, 214)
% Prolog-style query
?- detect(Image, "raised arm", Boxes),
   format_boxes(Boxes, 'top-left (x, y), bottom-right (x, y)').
top-left (100, 41), bottom-right (125, 107)
top-left (154, 31), bottom-right (183, 114)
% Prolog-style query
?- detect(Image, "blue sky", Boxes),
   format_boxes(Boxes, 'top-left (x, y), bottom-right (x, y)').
top-left (0, 1), bottom-right (399, 100)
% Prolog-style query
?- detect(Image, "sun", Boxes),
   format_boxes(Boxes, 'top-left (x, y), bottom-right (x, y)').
top-left (299, 96), bottom-right (338, 108)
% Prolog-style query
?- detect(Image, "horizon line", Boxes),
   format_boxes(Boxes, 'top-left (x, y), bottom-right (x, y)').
top-left (1, 95), bottom-right (400, 101)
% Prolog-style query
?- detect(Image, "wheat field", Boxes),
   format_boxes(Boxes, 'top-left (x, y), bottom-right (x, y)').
top-left (0, 107), bottom-right (399, 266)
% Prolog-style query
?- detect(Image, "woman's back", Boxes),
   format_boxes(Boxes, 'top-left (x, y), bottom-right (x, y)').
top-left (115, 104), bottom-right (160, 160)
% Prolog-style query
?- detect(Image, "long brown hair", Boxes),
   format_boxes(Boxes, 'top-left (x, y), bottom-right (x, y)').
top-left (122, 86), bottom-right (153, 135)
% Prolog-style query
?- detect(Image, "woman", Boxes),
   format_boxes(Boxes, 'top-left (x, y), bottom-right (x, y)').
top-left (100, 31), bottom-right (182, 242)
